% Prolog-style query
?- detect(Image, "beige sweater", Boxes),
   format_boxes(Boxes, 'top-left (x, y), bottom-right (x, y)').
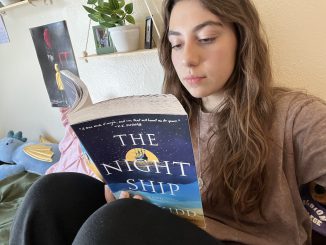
top-left (195, 92), bottom-right (326, 245)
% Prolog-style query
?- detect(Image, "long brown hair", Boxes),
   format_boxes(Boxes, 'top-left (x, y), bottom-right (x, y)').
top-left (159, 0), bottom-right (274, 216)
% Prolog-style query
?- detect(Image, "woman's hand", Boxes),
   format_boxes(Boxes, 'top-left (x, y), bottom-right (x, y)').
top-left (104, 186), bottom-right (143, 203)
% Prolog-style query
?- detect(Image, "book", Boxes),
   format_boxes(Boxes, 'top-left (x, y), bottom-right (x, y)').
top-left (30, 20), bottom-right (79, 107)
top-left (60, 70), bottom-right (206, 228)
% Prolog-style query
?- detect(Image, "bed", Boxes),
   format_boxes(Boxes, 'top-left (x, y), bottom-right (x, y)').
top-left (0, 171), bottom-right (40, 244)
top-left (0, 108), bottom-right (101, 244)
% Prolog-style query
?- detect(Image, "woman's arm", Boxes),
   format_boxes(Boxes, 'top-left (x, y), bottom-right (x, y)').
top-left (293, 97), bottom-right (326, 187)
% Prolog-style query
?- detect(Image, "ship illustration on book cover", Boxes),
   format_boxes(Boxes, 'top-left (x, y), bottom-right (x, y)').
top-left (58, 69), bottom-right (205, 228)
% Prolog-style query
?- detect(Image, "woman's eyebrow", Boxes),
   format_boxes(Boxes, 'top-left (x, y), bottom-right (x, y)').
top-left (168, 30), bottom-right (181, 37)
top-left (193, 20), bottom-right (223, 32)
top-left (168, 20), bottom-right (223, 37)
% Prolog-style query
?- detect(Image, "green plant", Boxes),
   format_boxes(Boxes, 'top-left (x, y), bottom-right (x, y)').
top-left (83, 0), bottom-right (135, 28)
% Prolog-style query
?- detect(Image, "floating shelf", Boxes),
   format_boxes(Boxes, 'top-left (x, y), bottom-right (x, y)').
top-left (80, 48), bottom-right (158, 60)
top-left (0, 0), bottom-right (30, 12)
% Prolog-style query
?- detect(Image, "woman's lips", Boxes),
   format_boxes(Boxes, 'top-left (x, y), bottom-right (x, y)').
top-left (184, 75), bottom-right (206, 85)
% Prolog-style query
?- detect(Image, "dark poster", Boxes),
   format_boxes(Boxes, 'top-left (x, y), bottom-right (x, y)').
top-left (30, 20), bottom-right (79, 107)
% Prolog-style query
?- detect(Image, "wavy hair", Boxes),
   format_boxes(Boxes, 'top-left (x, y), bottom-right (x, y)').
top-left (159, 0), bottom-right (274, 216)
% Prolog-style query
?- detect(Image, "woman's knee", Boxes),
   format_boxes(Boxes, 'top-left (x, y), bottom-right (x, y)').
top-left (22, 172), bottom-right (105, 211)
top-left (73, 199), bottom-right (220, 245)
top-left (72, 199), bottom-right (151, 244)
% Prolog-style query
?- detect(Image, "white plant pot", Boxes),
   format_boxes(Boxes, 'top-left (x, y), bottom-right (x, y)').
top-left (0, 0), bottom-right (21, 6)
top-left (109, 25), bottom-right (140, 53)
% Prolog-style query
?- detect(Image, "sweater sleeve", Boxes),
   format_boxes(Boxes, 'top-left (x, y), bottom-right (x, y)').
top-left (292, 98), bottom-right (326, 187)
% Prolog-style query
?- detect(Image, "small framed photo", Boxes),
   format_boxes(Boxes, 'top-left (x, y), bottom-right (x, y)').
top-left (92, 25), bottom-right (116, 55)
top-left (145, 16), bottom-right (153, 49)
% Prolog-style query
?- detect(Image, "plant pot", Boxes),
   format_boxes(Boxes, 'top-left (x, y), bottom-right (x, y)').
top-left (108, 25), bottom-right (140, 53)
top-left (0, 0), bottom-right (21, 6)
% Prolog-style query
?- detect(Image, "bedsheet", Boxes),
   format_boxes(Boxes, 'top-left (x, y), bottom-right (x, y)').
top-left (0, 171), bottom-right (39, 244)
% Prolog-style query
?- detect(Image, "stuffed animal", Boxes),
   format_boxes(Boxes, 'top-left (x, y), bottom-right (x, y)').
top-left (0, 130), bottom-right (60, 181)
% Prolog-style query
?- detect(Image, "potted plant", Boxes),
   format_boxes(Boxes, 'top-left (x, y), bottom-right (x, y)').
top-left (83, 0), bottom-right (140, 53)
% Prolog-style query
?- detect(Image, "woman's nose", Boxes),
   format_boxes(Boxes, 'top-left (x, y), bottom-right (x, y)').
top-left (182, 42), bottom-right (200, 67)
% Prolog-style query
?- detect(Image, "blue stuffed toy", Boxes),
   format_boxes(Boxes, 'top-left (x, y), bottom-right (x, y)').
top-left (0, 131), bottom-right (60, 180)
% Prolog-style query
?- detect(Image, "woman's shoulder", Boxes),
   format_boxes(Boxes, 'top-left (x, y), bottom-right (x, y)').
top-left (272, 87), bottom-right (326, 119)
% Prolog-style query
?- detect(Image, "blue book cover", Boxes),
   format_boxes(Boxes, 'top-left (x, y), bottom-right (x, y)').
top-left (61, 70), bottom-right (205, 228)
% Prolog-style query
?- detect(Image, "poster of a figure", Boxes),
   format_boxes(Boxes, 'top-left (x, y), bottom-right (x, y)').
top-left (30, 20), bottom-right (79, 107)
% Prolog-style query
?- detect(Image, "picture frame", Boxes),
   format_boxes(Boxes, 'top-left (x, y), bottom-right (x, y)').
top-left (144, 16), bottom-right (153, 49)
top-left (92, 25), bottom-right (116, 55)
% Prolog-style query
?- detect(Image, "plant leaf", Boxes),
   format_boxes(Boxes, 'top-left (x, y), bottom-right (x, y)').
top-left (101, 14), bottom-right (113, 22)
top-left (113, 0), bottom-right (120, 9)
top-left (125, 15), bottom-right (135, 24)
top-left (87, 0), bottom-right (97, 4)
top-left (103, 2), bottom-right (112, 10)
top-left (118, 0), bottom-right (125, 8)
top-left (103, 13), bottom-right (121, 24)
top-left (125, 3), bottom-right (133, 14)
top-left (98, 0), bottom-right (104, 7)
top-left (109, 0), bottom-right (120, 10)
top-left (101, 22), bottom-right (116, 28)
top-left (115, 9), bottom-right (124, 16)
top-left (111, 13), bottom-right (118, 18)
top-left (83, 5), bottom-right (97, 15)
top-left (102, 6), bottom-right (113, 13)
top-left (88, 13), bottom-right (101, 22)
top-left (95, 6), bottom-right (105, 12)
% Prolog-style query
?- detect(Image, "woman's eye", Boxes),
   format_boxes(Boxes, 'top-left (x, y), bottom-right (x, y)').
top-left (171, 43), bottom-right (182, 50)
top-left (198, 37), bottom-right (216, 44)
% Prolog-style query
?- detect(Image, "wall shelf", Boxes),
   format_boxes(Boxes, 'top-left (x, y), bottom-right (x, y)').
top-left (80, 48), bottom-right (158, 61)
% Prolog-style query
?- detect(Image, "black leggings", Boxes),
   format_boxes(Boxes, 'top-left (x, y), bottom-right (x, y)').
top-left (9, 173), bottom-right (222, 245)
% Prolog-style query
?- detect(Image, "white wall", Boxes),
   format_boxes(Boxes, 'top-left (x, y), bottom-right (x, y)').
top-left (0, 0), bottom-right (164, 141)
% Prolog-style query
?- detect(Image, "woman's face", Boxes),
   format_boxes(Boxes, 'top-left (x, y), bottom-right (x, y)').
top-left (169, 0), bottom-right (237, 106)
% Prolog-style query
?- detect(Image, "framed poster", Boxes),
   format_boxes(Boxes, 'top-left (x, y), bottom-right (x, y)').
top-left (92, 25), bottom-right (116, 55)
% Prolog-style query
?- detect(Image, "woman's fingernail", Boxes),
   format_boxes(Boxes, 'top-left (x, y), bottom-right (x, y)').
top-left (133, 195), bottom-right (143, 200)
top-left (119, 191), bottom-right (129, 198)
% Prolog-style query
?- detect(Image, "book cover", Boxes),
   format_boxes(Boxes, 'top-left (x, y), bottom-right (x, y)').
top-left (60, 70), bottom-right (205, 228)
top-left (30, 20), bottom-right (79, 107)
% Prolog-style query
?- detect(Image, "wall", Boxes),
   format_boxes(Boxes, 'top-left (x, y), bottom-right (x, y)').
top-left (0, 0), bottom-right (164, 141)
top-left (253, 0), bottom-right (326, 97)
top-left (0, 0), bottom-right (325, 141)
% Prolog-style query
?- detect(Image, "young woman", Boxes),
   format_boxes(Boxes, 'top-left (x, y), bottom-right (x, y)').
top-left (9, 0), bottom-right (326, 244)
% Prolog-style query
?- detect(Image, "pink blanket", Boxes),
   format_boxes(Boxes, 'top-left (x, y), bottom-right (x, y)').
top-left (46, 108), bottom-right (99, 180)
